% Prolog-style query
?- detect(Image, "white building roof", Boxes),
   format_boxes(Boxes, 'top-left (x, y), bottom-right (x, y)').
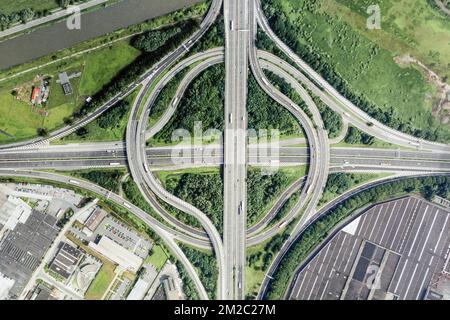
top-left (0, 273), bottom-right (15, 300)
top-left (126, 278), bottom-right (150, 300)
top-left (0, 191), bottom-right (32, 232)
top-left (89, 236), bottom-right (143, 272)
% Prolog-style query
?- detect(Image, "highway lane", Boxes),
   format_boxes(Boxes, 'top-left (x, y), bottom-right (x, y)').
top-left (248, 0), bottom-right (330, 255)
top-left (146, 51), bottom-right (224, 140)
top-left (259, 51), bottom-right (333, 230)
top-left (3, 145), bottom-right (450, 162)
top-left (254, 7), bottom-right (450, 153)
top-left (127, 48), bottom-right (227, 299)
top-left (0, 169), bottom-right (210, 299)
top-left (223, 0), bottom-right (250, 300)
top-left (0, 0), bottom-right (224, 152)
top-left (4, 155), bottom-right (450, 172)
top-left (3, 146), bottom-right (450, 172)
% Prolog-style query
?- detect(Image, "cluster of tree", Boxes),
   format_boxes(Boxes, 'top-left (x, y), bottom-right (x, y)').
top-left (0, 1), bottom-right (92, 30)
top-left (270, 190), bottom-right (301, 226)
top-left (179, 244), bottom-right (218, 300)
top-left (262, 0), bottom-right (450, 143)
top-left (132, 27), bottom-right (182, 53)
top-left (312, 96), bottom-right (343, 139)
top-left (96, 99), bottom-right (130, 129)
top-left (256, 28), bottom-right (296, 67)
top-left (248, 73), bottom-right (302, 137)
top-left (344, 127), bottom-right (374, 145)
top-left (78, 169), bottom-right (123, 193)
top-left (37, 127), bottom-right (49, 137)
top-left (324, 173), bottom-right (362, 196)
top-left (121, 179), bottom-right (162, 222)
top-left (0, 8), bottom-right (36, 28)
top-left (247, 169), bottom-right (290, 226)
top-left (58, 0), bottom-right (91, 9)
top-left (165, 172), bottom-right (223, 234)
top-left (153, 64), bottom-right (225, 144)
top-left (266, 69), bottom-right (345, 139)
top-left (70, 20), bottom-right (199, 123)
top-left (148, 70), bottom-right (188, 123)
top-left (265, 175), bottom-right (450, 299)
top-left (190, 16), bottom-right (225, 54)
top-left (56, 208), bottom-right (74, 228)
top-left (175, 261), bottom-right (200, 300)
top-left (249, 234), bottom-right (289, 270)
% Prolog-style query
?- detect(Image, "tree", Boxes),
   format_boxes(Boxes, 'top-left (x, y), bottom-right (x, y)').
top-left (19, 8), bottom-right (34, 23)
top-left (37, 128), bottom-right (48, 137)
top-left (75, 127), bottom-right (88, 136)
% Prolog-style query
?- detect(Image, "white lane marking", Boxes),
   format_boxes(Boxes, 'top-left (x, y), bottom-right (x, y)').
top-left (394, 259), bottom-right (408, 293)
top-left (379, 202), bottom-right (397, 245)
top-left (294, 271), bottom-right (308, 299)
top-left (318, 241), bottom-right (333, 275)
top-left (320, 280), bottom-right (330, 300)
top-left (415, 267), bottom-right (430, 300)
top-left (398, 199), bottom-right (421, 252)
top-left (391, 198), bottom-right (411, 250)
top-left (343, 239), bottom-right (359, 273)
top-left (361, 206), bottom-right (379, 237)
top-left (433, 213), bottom-right (449, 254)
top-left (407, 205), bottom-right (429, 257)
top-left (307, 275), bottom-right (319, 300)
top-left (337, 233), bottom-right (350, 271)
top-left (403, 263), bottom-right (419, 300)
top-left (418, 209), bottom-right (438, 261)
top-left (368, 205), bottom-right (384, 240)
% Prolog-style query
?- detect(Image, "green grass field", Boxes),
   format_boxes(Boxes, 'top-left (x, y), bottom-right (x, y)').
top-left (61, 86), bottom-right (139, 143)
top-left (0, 39), bottom-right (139, 144)
top-left (331, 0), bottom-right (450, 79)
top-left (265, 0), bottom-right (450, 141)
top-left (0, 2), bottom-right (208, 145)
top-left (145, 245), bottom-right (168, 272)
top-left (318, 172), bottom-right (393, 208)
top-left (85, 263), bottom-right (116, 300)
top-left (79, 42), bottom-right (141, 96)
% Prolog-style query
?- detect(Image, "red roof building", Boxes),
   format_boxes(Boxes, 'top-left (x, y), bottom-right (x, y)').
top-left (31, 87), bottom-right (41, 104)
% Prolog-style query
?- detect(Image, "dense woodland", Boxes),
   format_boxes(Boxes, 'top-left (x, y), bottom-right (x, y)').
top-left (179, 244), bottom-right (218, 300)
top-left (153, 64), bottom-right (225, 144)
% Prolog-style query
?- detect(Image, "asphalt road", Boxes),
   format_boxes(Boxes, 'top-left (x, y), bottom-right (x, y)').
top-left (125, 0), bottom-right (226, 299)
top-left (223, 0), bottom-right (249, 300)
top-left (255, 5), bottom-right (450, 153)
top-left (0, 169), bottom-right (210, 299)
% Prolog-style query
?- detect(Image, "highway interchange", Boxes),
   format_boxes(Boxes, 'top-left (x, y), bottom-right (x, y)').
top-left (1, 0), bottom-right (450, 300)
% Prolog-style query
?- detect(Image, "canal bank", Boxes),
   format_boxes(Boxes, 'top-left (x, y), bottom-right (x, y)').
top-left (0, 0), bottom-right (204, 70)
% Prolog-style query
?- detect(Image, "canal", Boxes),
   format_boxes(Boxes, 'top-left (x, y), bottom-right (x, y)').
top-left (0, 0), bottom-right (204, 70)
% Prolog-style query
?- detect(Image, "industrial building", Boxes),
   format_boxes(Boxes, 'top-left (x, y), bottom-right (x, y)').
top-left (289, 196), bottom-right (450, 300)
top-left (0, 210), bottom-right (59, 299)
top-left (49, 242), bottom-right (82, 280)
top-left (88, 236), bottom-right (143, 273)
top-left (58, 72), bottom-right (73, 95)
